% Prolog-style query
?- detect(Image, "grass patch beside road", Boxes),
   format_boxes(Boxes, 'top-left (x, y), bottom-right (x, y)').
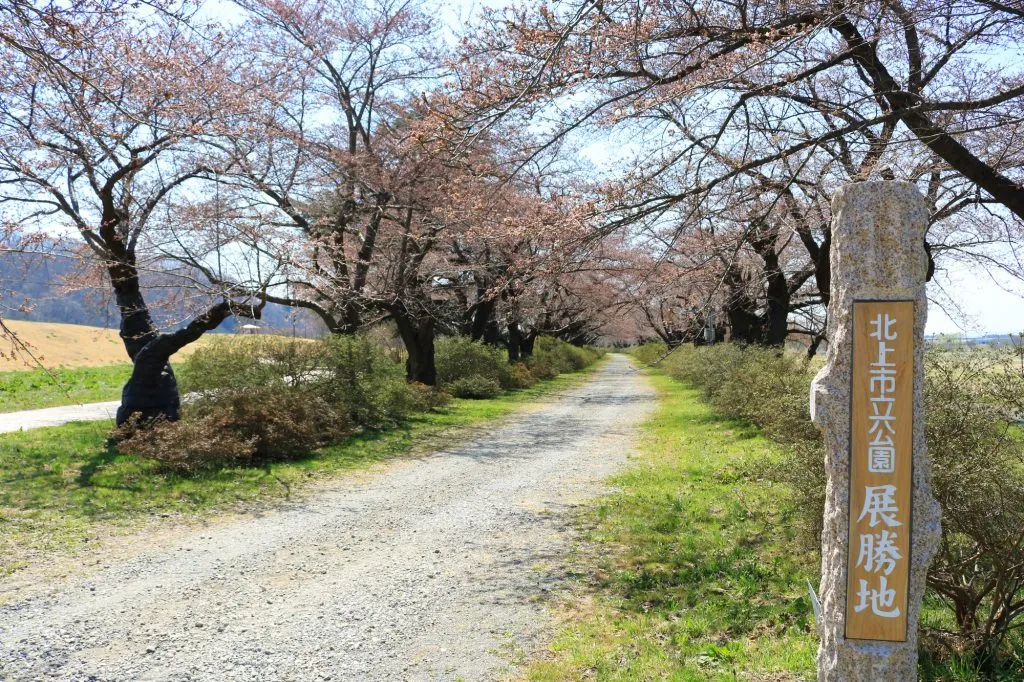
top-left (527, 371), bottom-right (818, 681)
top-left (0, 364), bottom-right (131, 412)
top-left (0, 364), bottom-right (601, 578)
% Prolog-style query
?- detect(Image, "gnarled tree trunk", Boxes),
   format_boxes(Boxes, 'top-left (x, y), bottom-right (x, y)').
top-left (111, 261), bottom-right (257, 427)
top-left (762, 250), bottom-right (791, 346)
top-left (113, 280), bottom-right (182, 427)
top-left (520, 332), bottom-right (536, 358)
top-left (393, 305), bottom-right (437, 385)
top-left (507, 320), bottom-right (523, 363)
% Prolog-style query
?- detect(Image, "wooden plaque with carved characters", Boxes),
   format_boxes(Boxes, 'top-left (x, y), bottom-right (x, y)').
top-left (845, 300), bottom-right (914, 641)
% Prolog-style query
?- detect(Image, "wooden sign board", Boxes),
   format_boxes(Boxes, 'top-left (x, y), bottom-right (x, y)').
top-left (846, 300), bottom-right (914, 641)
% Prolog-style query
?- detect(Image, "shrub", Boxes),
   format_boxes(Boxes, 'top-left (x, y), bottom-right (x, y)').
top-left (131, 333), bottom-right (436, 468)
top-left (530, 336), bottom-right (599, 373)
top-left (435, 337), bottom-right (512, 389)
top-left (446, 375), bottom-right (503, 399)
top-left (189, 386), bottom-right (350, 458)
top-left (182, 334), bottom-right (419, 431)
top-left (506, 362), bottom-right (537, 389)
top-left (630, 342), bottom-right (670, 366)
top-left (526, 359), bottom-right (558, 380)
top-left (405, 382), bottom-right (453, 411)
top-left (433, 336), bottom-right (600, 390)
top-left (922, 348), bottom-right (1024, 662)
top-left (116, 386), bottom-right (350, 470)
top-left (312, 335), bottom-right (420, 429)
top-left (635, 341), bottom-right (1024, 665)
top-left (114, 414), bottom-right (258, 472)
top-left (181, 336), bottom-right (322, 394)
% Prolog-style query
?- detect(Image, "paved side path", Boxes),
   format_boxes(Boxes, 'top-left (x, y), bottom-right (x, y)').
top-left (0, 355), bottom-right (656, 682)
top-left (0, 400), bottom-right (121, 433)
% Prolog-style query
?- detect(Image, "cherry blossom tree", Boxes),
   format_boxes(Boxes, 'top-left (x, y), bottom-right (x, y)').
top-left (0, 2), bottom-right (267, 424)
top-left (453, 0), bottom-right (1024, 343)
top-left (199, 0), bottom-right (603, 381)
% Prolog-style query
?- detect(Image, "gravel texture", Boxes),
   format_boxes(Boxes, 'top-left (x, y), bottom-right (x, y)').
top-left (0, 354), bottom-right (655, 682)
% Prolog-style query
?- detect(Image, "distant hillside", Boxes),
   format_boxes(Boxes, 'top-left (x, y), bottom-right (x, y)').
top-left (0, 247), bottom-right (118, 328)
top-left (925, 332), bottom-right (1022, 347)
top-left (0, 246), bottom-right (325, 336)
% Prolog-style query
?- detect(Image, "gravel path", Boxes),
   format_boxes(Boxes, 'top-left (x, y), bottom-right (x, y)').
top-left (0, 400), bottom-right (121, 433)
top-left (0, 355), bottom-right (655, 682)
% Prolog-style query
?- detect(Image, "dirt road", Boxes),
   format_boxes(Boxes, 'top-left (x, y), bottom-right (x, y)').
top-left (0, 400), bottom-right (121, 433)
top-left (0, 355), bottom-right (656, 682)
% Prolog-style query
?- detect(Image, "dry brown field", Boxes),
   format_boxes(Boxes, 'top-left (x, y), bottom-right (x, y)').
top-left (0, 320), bottom-right (214, 371)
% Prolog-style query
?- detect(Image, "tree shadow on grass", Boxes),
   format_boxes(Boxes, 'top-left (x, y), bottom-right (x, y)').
top-left (76, 443), bottom-right (120, 487)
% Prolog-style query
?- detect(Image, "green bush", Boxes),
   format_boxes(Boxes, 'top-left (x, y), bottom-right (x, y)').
top-left (115, 413), bottom-right (258, 472)
top-left (529, 336), bottom-right (600, 374)
top-left (132, 334), bottom-right (450, 468)
top-left (435, 337), bottom-right (512, 389)
top-left (506, 362), bottom-right (537, 388)
top-left (434, 336), bottom-right (601, 394)
top-left (189, 386), bottom-right (351, 458)
top-left (629, 342), bottom-right (669, 366)
top-left (127, 333), bottom-right (598, 471)
top-left (446, 375), bottom-right (503, 399)
top-left (180, 336), bottom-right (322, 394)
top-left (526, 358), bottom-right (559, 380)
top-left (182, 334), bottom-right (426, 431)
top-left (633, 341), bottom-right (1024, 667)
top-left (311, 335), bottom-right (423, 429)
top-left (406, 381), bottom-right (453, 411)
top-left (922, 349), bottom-right (1024, 663)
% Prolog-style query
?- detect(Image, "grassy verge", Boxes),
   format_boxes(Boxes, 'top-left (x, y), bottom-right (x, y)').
top-left (0, 364), bottom-right (133, 412)
top-left (526, 371), bottom-right (818, 681)
top-left (0, 363), bottom-right (602, 578)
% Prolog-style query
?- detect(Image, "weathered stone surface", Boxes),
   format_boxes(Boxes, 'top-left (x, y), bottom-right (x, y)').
top-left (810, 181), bottom-right (942, 680)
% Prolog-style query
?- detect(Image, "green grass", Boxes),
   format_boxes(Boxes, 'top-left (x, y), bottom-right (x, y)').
top-left (526, 372), bottom-right (818, 681)
top-left (530, 366), bottom-right (1024, 681)
top-left (0, 364), bottom-right (133, 412)
top-left (0, 364), bottom-right (601, 578)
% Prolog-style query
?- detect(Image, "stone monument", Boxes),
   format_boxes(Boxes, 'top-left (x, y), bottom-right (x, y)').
top-left (810, 181), bottom-right (942, 679)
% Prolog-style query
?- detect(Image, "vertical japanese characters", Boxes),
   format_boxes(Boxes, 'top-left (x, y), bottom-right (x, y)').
top-left (847, 302), bottom-right (914, 641)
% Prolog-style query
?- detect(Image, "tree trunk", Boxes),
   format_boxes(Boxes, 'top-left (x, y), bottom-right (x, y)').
top-left (113, 284), bottom-right (181, 427)
top-left (507, 321), bottom-right (522, 363)
top-left (816, 232), bottom-right (832, 306)
top-left (762, 252), bottom-right (791, 346)
top-left (482, 317), bottom-right (502, 346)
top-left (113, 288), bottom-right (243, 426)
top-left (394, 308), bottom-right (437, 385)
top-left (470, 297), bottom-right (496, 342)
top-left (807, 332), bottom-right (826, 359)
top-left (521, 333), bottom-right (536, 358)
top-left (724, 274), bottom-right (761, 343)
top-left (338, 301), bottom-right (362, 334)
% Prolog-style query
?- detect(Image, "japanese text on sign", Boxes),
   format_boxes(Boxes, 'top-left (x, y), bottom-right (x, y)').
top-left (846, 301), bottom-right (914, 641)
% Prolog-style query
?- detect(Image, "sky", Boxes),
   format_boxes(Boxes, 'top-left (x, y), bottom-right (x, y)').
top-left (928, 264), bottom-right (1024, 336)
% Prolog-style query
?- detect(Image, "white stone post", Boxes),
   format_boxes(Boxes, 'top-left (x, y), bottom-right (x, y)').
top-left (810, 181), bottom-right (942, 679)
